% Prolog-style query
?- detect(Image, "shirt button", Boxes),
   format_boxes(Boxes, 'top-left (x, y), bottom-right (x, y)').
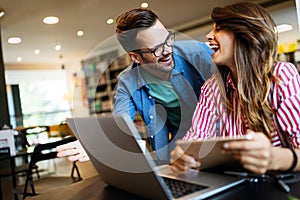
top-left (148, 96), bottom-right (152, 99)
top-left (149, 115), bottom-right (153, 119)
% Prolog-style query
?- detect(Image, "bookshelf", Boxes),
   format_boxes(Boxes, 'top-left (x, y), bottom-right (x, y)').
top-left (81, 50), bottom-right (130, 115)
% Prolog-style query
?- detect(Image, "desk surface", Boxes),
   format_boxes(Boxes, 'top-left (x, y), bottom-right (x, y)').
top-left (30, 173), bottom-right (300, 200)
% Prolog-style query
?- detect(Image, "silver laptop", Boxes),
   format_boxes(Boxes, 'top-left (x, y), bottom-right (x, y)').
top-left (67, 114), bottom-right (245, 200)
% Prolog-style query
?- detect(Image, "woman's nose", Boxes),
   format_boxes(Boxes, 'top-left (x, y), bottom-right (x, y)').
top-left (206, 31), bottom-right (214, 41)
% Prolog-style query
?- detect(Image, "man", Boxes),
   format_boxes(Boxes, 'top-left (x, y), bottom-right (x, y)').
top-left (57, 8), bottom-right (214, 161)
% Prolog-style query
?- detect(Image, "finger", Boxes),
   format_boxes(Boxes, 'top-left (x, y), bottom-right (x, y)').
top-left (56, 144), bottom-right (69, 152)
top-left (225, 149), bottom-right (257, 158)
top-left (68, 154), bottom-right (81, 162)
top-left (171, 161), bottom-right (190, 172)
top-left (223, 141), bottom-right (253, 151)
top-left (226, 145), bottom-right (271, 162)
top-left (224, 131), bottom-right (270, 151)
top-left (57, 148), bottom-right (80, 157)
top-left (170, 163), bottom-right (189, 172)
top-left (228, 150), bottom-right (270, 171)
top-left (242, 163), bottom-right (267, 175)
top-left (171, 155), bottom-right (200, 171)
top-left (241, 154), bottom-right (269, 169)
top-left (170, 146), bottom-right (200, 171)
top-left (56, 141), bottom-right (78, 152)
top-left (171, 147), bottom-right (199, 165)
top-left (223, 138), bottom-right (268, 151)
top-left (171, 157), bottom-right (200, 172)
top-left (78, 155), bottom-right (90, 162)
top-left (170, 146), bottom-right (185, 161)
top-left (68, 153), bottom-right (89, 162)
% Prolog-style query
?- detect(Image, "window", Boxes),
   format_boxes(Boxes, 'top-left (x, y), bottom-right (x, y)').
top-left (19, 80), bottom-right (71, 126)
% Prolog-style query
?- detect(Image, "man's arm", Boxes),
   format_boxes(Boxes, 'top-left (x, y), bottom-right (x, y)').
top-left (113, 72), bottom-right (137, 120)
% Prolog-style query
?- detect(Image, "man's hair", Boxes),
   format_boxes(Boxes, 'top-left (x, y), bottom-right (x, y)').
top-left (116, 8), bottom-right (159, 52)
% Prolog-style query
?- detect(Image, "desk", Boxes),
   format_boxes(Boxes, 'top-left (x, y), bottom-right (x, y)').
top-left (29, 173), bottom-right (300, 200)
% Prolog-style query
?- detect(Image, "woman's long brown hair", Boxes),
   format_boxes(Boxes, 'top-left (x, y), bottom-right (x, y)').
top-left (211, 2), bottom-right (278, 137)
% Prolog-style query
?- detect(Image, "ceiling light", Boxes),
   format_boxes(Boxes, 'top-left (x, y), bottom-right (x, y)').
top-left (34, 49), bottom-right (40, 55)
top-left (141, 2), bottom-right (149, 8)
top-left (0, 9), bottom-right (5, 18)
top-left (106, 18), bottom-right (114, 25)
top-left (8, 37), bottom-right (22, 44)
top-left (275, 24), bottom-right (293, 33)
top-left (55, 44), bottom-right (62, 51)
top-left (43, 16), bottom-right (59, 24)
top-left (77, 30), bottom-right (84, 37)
top-left (17, 57), bottom-right (22, 62)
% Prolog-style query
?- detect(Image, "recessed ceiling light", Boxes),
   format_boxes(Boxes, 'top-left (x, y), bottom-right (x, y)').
top-left (106, 18), bottom-right (114, 25)
top-left (77, 30), bottom-right (84, 37)
top-left (43, 16), bottom-right (59, 24)
top-left (275, 24), bottom-right (293, 33)
top-left (34, 49), bottom-right (40, 55)
top-left (8, 37), bottom-right (22, 44)
top-left (0, 10), bottom-right (5, 18)
top-left (55, 44), bottom-right (62, 51)
top-left (141, 2), bottom-right (149, 8)
top-left (17, 57), bottom-right (22, 62)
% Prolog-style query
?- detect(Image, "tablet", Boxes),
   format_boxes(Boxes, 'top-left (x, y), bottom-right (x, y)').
top-left (176, 135), bottom-right (253, 170)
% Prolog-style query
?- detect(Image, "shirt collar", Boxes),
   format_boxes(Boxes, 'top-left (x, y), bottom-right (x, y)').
top-left (226, 73), bottom-right (237, 91)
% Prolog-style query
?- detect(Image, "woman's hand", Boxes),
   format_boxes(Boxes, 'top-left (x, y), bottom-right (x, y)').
top-left (170, 146), bottom-right (200, 172)
top-left (56, 140), bottom-right (90, 162)
top-left (222, 130), bottom-right (272, 174)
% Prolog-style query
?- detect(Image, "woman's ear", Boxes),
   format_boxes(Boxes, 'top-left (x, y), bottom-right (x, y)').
top-left (128, 52), bottom-right (142, 64)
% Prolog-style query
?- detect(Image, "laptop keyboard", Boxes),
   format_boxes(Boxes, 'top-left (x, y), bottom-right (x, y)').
top-left (162, 177), bottom-right (208, 198)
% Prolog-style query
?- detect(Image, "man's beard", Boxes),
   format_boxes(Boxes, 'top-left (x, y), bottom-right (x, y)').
top-left (141, 61), bottom-right (174, 75)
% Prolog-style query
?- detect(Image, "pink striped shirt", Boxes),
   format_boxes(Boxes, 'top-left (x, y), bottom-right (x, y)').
top-left (184, 62), bottom-right (300, 148)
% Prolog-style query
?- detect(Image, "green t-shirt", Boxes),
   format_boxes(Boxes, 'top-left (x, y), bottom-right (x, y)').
top-left (141, 70), bottom-right (181, 129)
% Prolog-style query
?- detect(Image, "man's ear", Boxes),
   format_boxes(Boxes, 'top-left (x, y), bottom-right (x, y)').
top-left (128, 52), bottom-right (142, 64)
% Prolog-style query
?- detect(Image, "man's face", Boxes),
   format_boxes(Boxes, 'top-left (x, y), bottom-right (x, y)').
top-left (130, 20), bottom-right (175, 75)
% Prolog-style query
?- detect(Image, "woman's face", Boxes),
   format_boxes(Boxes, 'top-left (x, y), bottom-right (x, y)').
top-left (206, 24), bottom-right (235, 69)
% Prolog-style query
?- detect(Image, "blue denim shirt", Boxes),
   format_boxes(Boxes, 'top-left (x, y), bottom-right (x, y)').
top-left (113, 40), bottom-right (214, 160)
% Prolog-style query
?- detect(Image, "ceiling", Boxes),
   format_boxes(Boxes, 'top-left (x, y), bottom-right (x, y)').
top-left (0, 0), bottom-right (299, 72)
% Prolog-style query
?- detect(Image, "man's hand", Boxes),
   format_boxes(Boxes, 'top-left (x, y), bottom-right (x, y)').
top-left (56, 140), bottom-right (90, 162)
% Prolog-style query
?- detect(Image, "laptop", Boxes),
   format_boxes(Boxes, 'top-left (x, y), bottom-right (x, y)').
top-left (67, 114), bottom-right (245, 200)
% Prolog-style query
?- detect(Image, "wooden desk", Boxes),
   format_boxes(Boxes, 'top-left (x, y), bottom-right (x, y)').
top-left (30, 175), bottom-right (142, 200)
top-left (29, 173), bottom-right (300, 200)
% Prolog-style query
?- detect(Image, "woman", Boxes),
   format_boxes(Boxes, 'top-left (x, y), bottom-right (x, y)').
top-left (170, 2), bottom-right (300, 174)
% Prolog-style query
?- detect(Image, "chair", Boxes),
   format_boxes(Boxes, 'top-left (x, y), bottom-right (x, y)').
top-left (0, 147), bottom-right (15, 200)
top-left (0, 150), bottom-right (38, 200)
top-left (14, 130), bottom-right (40, 179)
top-left (12, 136), bottom-right (82, 199)
top-left (0, 131), bottom-right (39, 200)
top-left (21, 126), bottom-right (50, 146)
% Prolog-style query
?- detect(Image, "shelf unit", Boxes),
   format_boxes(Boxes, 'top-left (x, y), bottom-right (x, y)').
top-left (278, 40), bottom-right (300, 73)
top-left (81, 50), bottom-right (130, 115)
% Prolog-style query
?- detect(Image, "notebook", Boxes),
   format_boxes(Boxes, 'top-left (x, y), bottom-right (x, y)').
top-left (67, 114), bottom-right (245, 200)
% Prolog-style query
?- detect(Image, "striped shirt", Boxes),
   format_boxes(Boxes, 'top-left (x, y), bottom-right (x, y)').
top-left (183, 62), bottom-right (300, 148)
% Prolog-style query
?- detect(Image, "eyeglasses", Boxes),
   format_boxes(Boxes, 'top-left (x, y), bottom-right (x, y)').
top-left (134, 31), bottom-right (175, 57)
